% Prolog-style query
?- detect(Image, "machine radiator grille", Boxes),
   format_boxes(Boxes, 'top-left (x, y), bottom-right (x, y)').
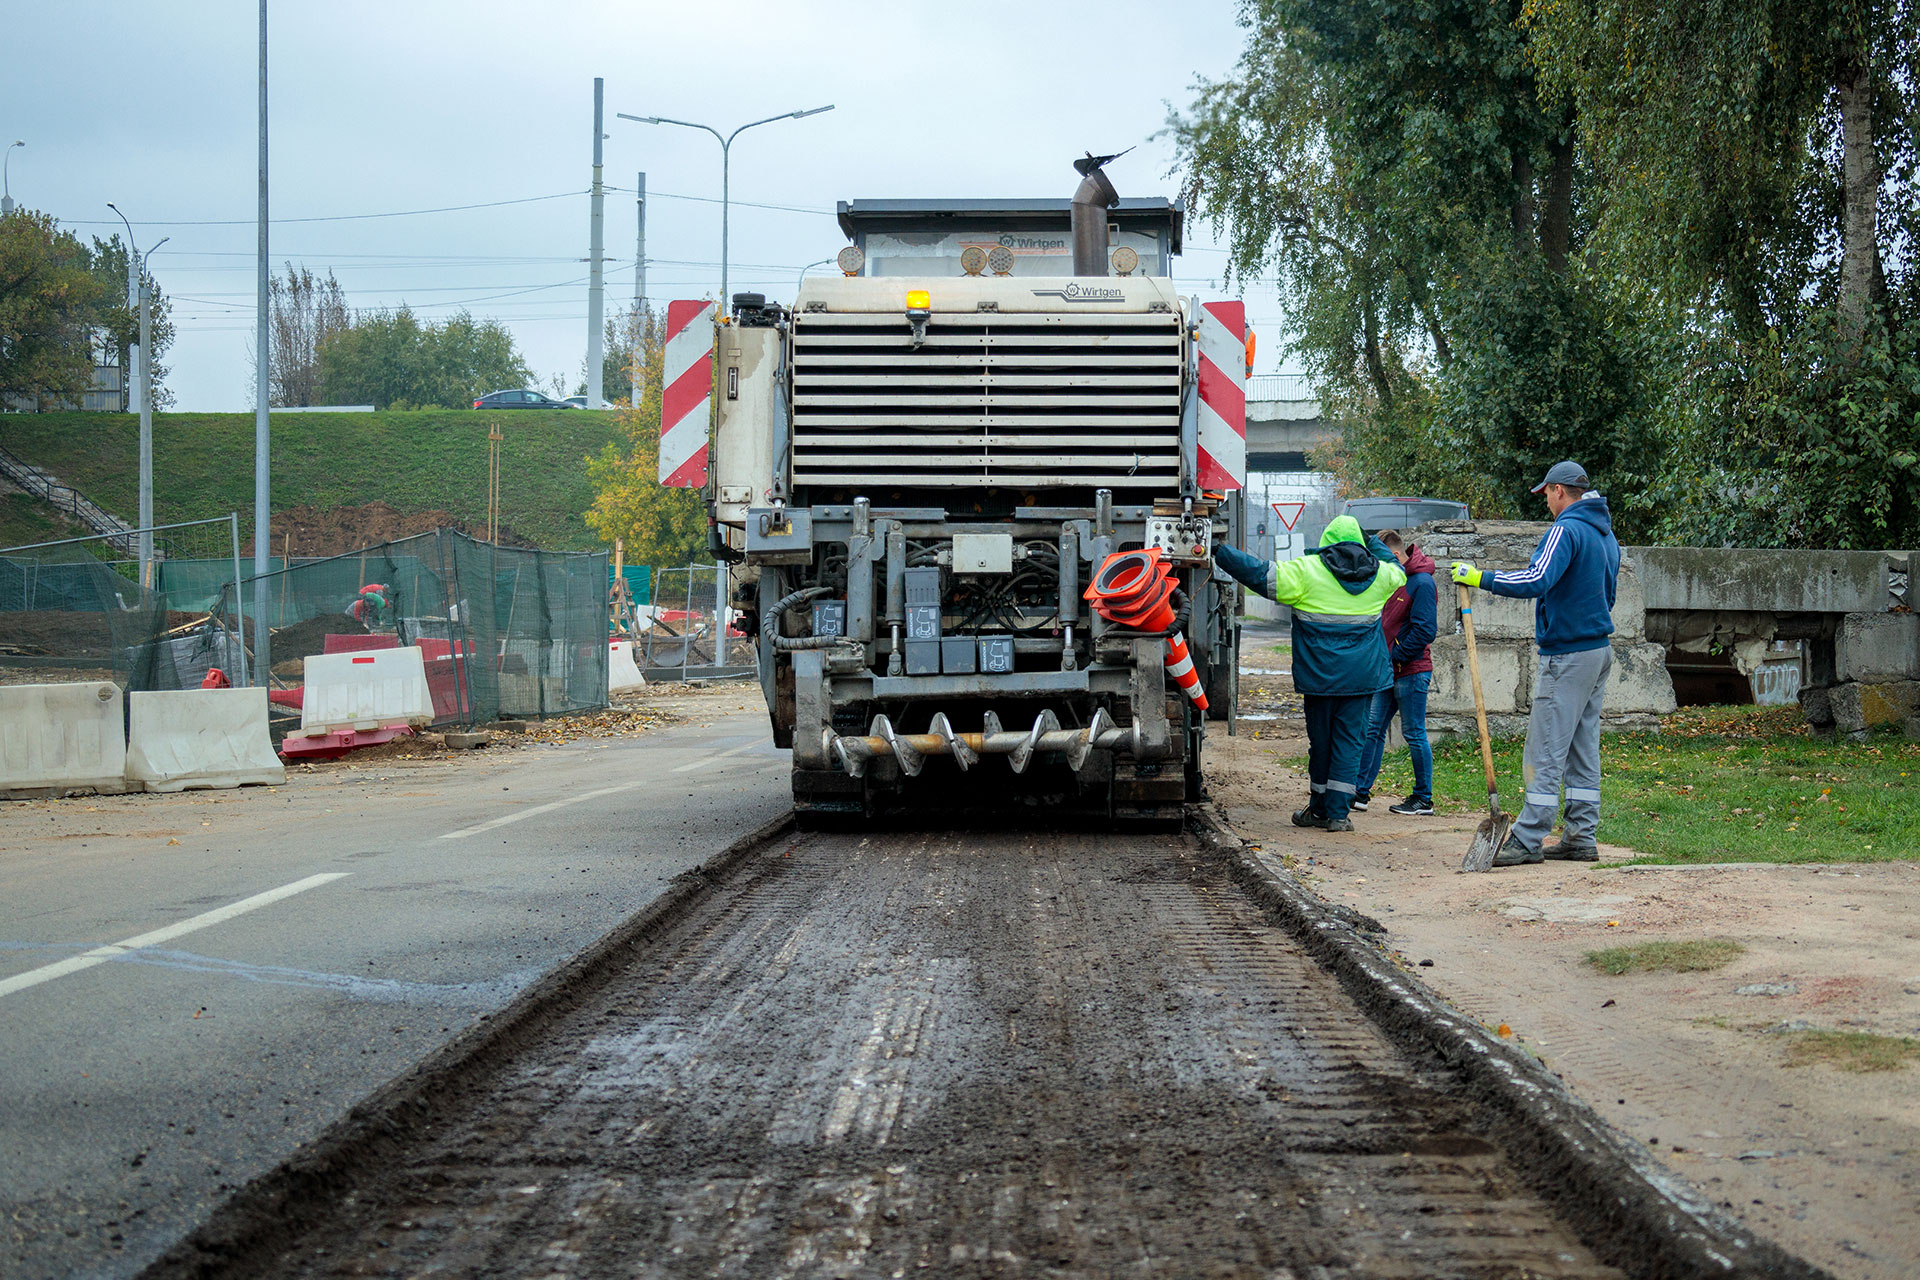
top-left (790, 312), bottom-right (1184, 488)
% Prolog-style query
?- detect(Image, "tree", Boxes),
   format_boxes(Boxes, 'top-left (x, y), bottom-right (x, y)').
top-left (1522, 0), bottom-right (1920, 548)
top-left (315, 306), bottom-right (532, 409)
top-left (0, 209), bottom-right (107, 407)
top-left (268, 263), bottom-right (348, 406)
top-left (1167, 1), bottom-right (1653, 531)
top-left (583, 307), bottom-right (708, 566)
top-left (89, 234), bottom-right (177, 409)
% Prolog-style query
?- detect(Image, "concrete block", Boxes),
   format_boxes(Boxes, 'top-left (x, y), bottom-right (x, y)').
top-left (1611, 569), bottom-right (1647, 642)
top-left (1461, 590), bottom-right (1537, 641)
top-left (1834, 613), bottom-right (1920, 685)
top-left (1829, 680), bottom-right (1920, 739)
top-left (1428, 634), bottom-right (1531, 716)
top-left (1798, 684), bottom-right (1833, 727)
top-left (1604, 642), bottom-right (1678, 716)
top-left (299, 646), bottom-right (434, 734)
top-left (126, 688), bottom-right (285, 793)
top-left (0, 682), bottom-right (127, 799)
top-left (445, 731), bottom-right (490, 750)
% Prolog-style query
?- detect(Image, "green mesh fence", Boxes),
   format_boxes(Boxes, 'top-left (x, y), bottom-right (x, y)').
top-left (1, 518), bottom-right (250, 692)
top-left (214, 530), bottom-right (610, 725)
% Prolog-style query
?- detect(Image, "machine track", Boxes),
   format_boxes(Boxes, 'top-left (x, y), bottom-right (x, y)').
top-left (144, 818), bottom-right (1818, 1280)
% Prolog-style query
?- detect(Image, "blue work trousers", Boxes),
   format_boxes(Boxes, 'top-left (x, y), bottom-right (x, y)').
top-left (1356, 671), bottom-right (1433, 803)
top-left (1303, 693), bottom-right (1372, 822)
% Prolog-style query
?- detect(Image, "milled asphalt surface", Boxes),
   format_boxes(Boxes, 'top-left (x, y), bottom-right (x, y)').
top-left (0, 700), bottom-right (787, 1280)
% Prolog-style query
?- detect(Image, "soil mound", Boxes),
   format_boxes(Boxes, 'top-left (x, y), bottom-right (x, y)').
top-left (271, 502), bottom-right (534, 557)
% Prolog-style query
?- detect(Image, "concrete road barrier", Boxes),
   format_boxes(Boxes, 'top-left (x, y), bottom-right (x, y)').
top-left (609, 640), bottom-right (647, 694)
top-left (299, 647), bottom-right (435, 734)
top-left (126, 688), bottom-right (286, 792)
top-left (0, 682), bottom-right (128, 799)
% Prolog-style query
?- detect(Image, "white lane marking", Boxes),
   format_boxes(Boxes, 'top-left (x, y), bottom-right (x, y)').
top-left (438, 740), bottom-right (768, 839)
top-left (439, 780), bottom-right (649, 839)
top-left (671, 740), bottom-right (761, 773)
top-left (0, 873), bottom-right (350, 1000)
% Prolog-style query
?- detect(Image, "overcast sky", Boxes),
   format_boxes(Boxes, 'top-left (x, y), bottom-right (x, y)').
top-left (4, 0), bottom-right (1296, 411)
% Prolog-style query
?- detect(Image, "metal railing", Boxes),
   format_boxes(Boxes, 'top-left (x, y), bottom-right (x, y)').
top-left (1244, 373), bottom-right (1318, 403)
top-left (0, 444), bottom-right (140, 554)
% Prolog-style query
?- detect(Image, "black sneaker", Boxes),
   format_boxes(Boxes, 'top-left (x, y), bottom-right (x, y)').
top-left (1291, 808), bottom-right (1327, 829)
top-left (1491, 833), bottom-right (1543, 867)
top-left (1323, 817), bottom-right (1355, 833)
top-left (1388, 797), bottom-right (1434, 816)
top-left (1544, 838), bottom-right (1600, 861)
top-left (1351, 792), bottom-right (1371, 811)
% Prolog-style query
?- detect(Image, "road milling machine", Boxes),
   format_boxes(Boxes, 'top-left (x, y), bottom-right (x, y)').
top-left (664, 160), bottom-right (1248, 822)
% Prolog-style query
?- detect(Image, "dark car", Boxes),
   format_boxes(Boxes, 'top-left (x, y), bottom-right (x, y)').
top-left (472, 389), bottom-right (575, 410)
top-left (1341, 496), bottom-right (1469, 533)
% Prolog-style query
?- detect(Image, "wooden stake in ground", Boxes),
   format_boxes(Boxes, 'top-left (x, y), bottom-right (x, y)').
top-left (1459, 581), bottom-right (1513, 872)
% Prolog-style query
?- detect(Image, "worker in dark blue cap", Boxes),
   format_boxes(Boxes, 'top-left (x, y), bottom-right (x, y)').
top-left (1449, 461), bottom-right (1621, 866)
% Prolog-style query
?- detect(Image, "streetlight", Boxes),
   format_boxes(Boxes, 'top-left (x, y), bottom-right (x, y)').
top-left (1, 141), bottom-right (21, 216)
top-left (795, 257), bottom-right (835, 291)
top-left (105, 202), bottom-right (168, 588)
top-left (616, 104), bottom-right (833, 310)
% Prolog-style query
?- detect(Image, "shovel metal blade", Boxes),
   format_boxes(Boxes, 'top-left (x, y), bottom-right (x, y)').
top-left (1460, 811), bottom-right (1513, 873)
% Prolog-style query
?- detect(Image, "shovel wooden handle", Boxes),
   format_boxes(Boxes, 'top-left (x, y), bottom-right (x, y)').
top-left (1458, 582), bottom-right (1499, 802)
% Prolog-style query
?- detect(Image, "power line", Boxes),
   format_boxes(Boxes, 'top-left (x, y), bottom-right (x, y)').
top-left (65, 190), bottom-right (589, 228)
top-left (62, 184), bottom-right (835, 229)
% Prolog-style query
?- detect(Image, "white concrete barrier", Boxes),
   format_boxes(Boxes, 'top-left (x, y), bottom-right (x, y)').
top-left (0, 682), bottom-right (127, 799)
top-left (298, 646), bottom-right (435, 734)
top-left (126, 688), bottom-right (286, 792)
top-left (609, 639), bottom-right (647, 694)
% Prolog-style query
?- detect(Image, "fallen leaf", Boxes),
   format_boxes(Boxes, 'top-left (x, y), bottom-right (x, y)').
top-left (1496, 1023), bottom-right (1513, 1037)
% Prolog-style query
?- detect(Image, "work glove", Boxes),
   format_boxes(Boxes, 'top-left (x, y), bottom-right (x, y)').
top-left (1450, 562), bottom-right (1485, 588)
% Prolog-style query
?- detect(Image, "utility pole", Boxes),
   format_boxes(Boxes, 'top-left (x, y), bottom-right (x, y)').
top-left (106, 202), bottom-right (141, 414)
top-left (253, 0), bottom-right (272, 684)
top-left (137, 272), bottom-right (153, 585)
top-left (632, 171), bottom-right (645, 410)
top-left (586, 77), bottom-right (606, 412)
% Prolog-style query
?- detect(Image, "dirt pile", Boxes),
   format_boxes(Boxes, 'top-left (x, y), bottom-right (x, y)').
top-left (271, 503), bottom-right (535, 557)
top-left (0, 610), bottom-right (205, 658)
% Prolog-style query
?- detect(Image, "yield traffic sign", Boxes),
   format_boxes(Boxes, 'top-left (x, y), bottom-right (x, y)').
top-left (1271, 501), bottom-right (1306, 531)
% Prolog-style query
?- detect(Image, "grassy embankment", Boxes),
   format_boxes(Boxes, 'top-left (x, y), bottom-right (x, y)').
top-left (0, 410), bottom-right (622, 551)
top-left (1365, 705), bottom-right (1919, 863)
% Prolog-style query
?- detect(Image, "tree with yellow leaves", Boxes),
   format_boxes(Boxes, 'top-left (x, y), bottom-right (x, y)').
top-left (583, 307), bottom-right (709, 569)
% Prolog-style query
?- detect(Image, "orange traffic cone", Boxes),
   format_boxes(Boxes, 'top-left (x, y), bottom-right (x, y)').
top-left (1084, 548), bottom-right (1209, 710)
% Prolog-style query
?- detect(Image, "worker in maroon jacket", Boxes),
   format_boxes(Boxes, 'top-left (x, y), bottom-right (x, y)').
top-left (1352, 531), bottom-right (1437, 815)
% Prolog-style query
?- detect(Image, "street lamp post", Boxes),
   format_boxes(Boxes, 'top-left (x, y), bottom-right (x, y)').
top-left (2, 141), bottom-right (22, 216)
top-left (615, 104), bottom-right (833, 310)
top-left (106, 203), bottom-right (167, 587)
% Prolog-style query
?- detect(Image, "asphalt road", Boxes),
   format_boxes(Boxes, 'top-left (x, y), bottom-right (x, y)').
top-left (195, 826), bottom-right (1621, 1278)
top-left (0, 696), bottom-right (788, 1280)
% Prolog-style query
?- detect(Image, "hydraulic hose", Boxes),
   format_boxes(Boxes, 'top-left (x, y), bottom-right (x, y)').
top-left (764, 585), bottom-right (844, 651)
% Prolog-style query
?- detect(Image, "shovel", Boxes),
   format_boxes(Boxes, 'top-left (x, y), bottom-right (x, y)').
top-left (1457, 581), bottom-right (1512, 872)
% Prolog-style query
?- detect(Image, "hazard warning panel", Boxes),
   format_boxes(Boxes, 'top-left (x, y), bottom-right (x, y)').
top-left (1271, 502), bottom-right (1306, 531)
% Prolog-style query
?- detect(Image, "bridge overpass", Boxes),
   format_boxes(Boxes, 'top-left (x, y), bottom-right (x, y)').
top-left (1245, 374), bottom-right (1337, 471)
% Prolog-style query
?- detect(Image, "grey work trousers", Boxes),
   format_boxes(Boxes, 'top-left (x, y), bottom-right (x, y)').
top-left (1513, 645), bottom-right (1612, 852)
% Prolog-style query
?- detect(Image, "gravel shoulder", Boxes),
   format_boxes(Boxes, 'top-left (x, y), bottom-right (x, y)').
top-left (1210, 685), bottom-right (1920, 1280)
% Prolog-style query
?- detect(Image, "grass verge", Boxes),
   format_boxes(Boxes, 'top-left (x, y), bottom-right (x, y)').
top-left (1363, 704), bottom-right (1919, 863)
top-left (1780, 1030), bottom-right (1920, 1072)
top-left (0, 410), bottom-right (622, 551)
top-left (1585, 939), bottom-right (1745, 975)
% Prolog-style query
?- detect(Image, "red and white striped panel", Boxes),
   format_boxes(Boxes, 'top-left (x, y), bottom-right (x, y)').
top-left (1193, 299), bottom-right (1246, 491)
top-left (659, 300), bottom-right (717, 487)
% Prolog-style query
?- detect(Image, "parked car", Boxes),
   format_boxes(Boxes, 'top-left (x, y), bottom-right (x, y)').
top-left (472, 389), bottom-right (575, 409)
top-left (562, 395), bottom-right (588, 409)
top-left (1341, 495), bottom-right (1469, 533)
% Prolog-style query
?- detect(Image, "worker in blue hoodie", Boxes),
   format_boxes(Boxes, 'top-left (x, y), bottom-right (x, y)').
top-left (1451, 461), bottom-right (1621, 866)
top-left (1216, 515), bottom-right (1405, 832)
